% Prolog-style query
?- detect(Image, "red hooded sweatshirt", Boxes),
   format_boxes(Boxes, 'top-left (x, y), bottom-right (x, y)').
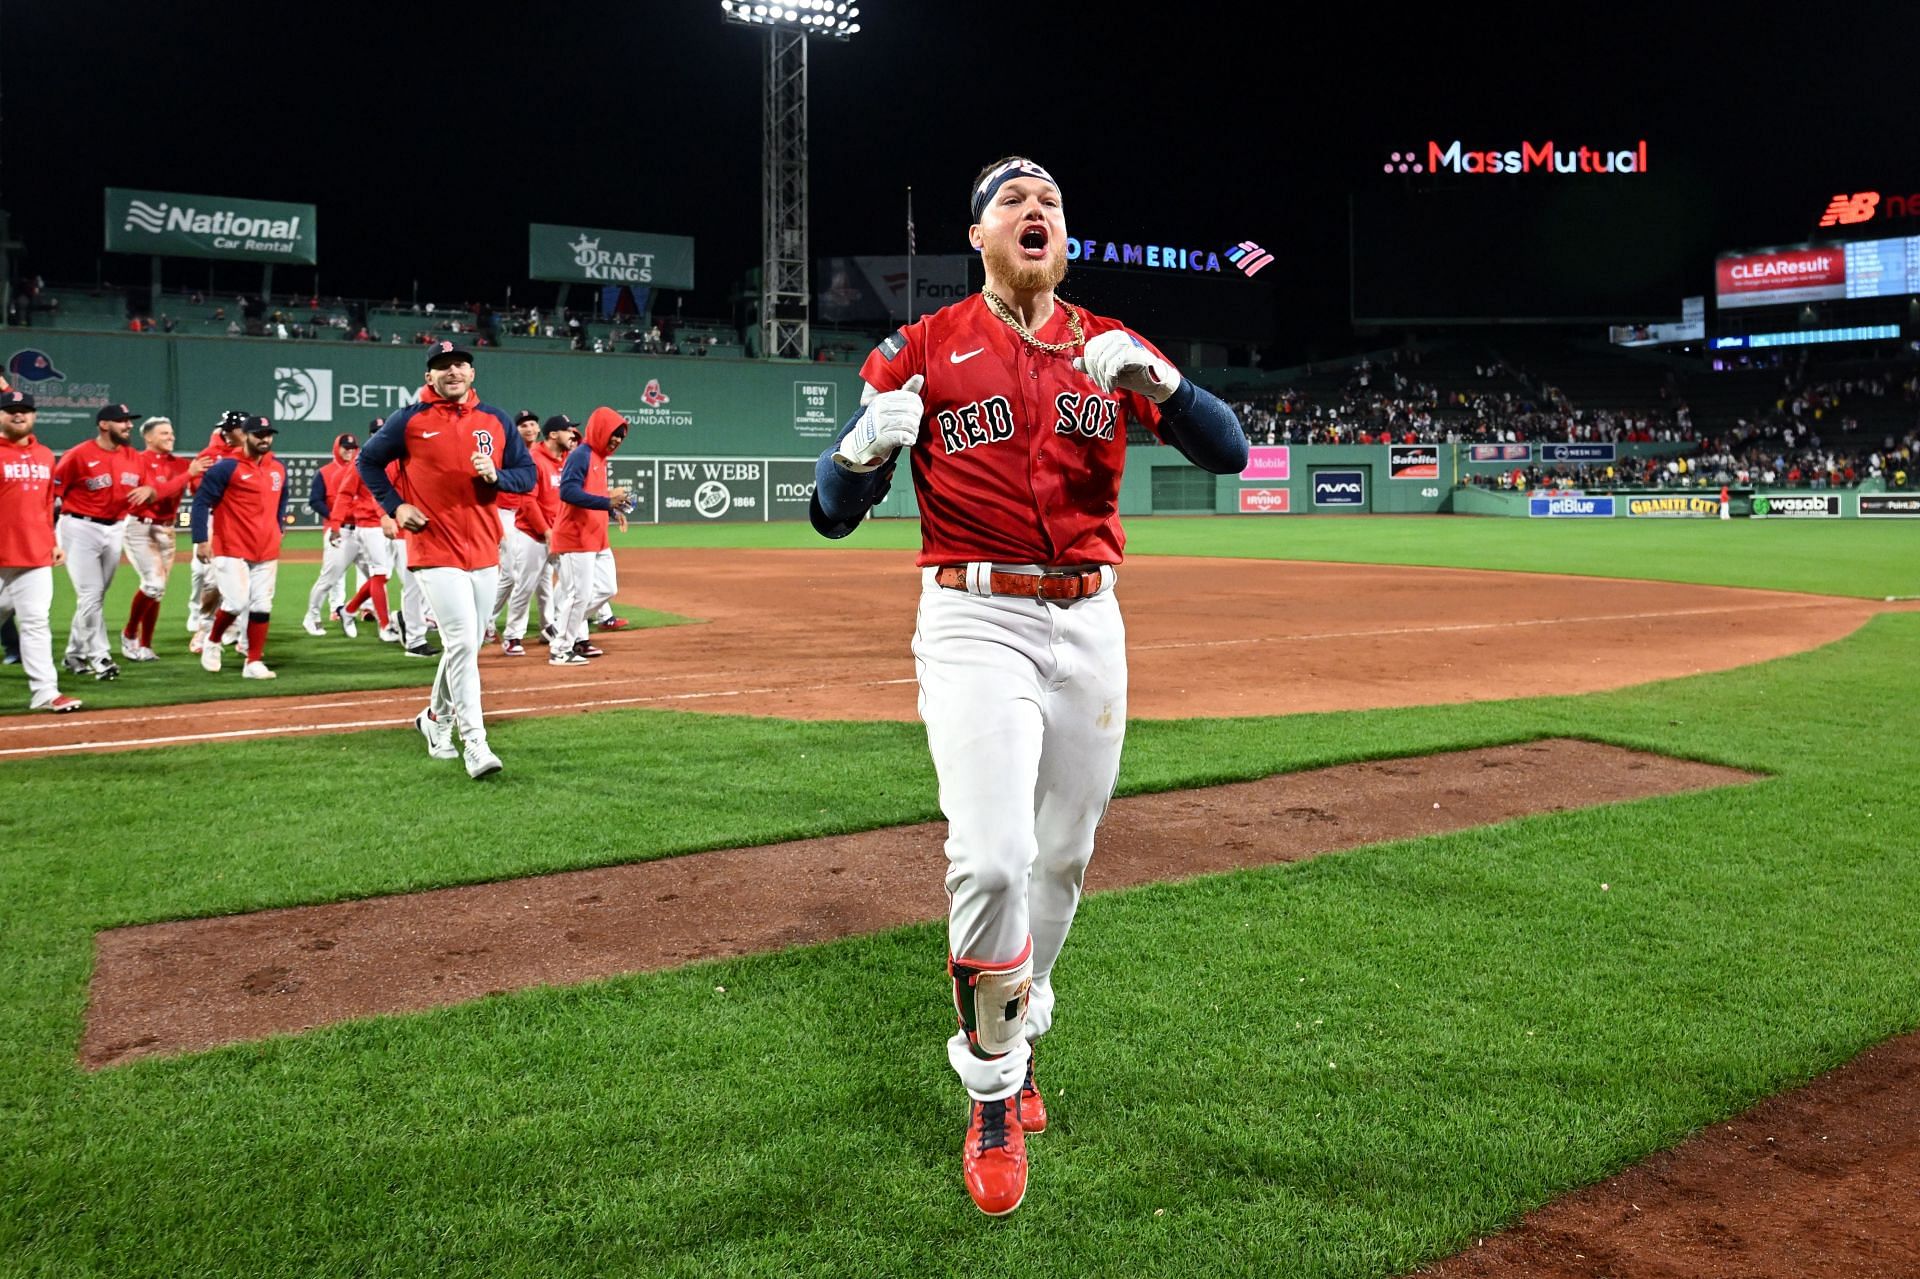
top-left (551, 407), bottom-right (627, 555)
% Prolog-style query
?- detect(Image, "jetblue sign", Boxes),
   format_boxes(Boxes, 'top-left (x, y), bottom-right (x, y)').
top-left (1529, 495), bottom-right (1616, 518)
top-left (1312, 470), bottom-right (1367, 508)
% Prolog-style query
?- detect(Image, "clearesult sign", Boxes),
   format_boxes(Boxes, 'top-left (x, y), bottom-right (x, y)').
top-left (528, 224), bottom-right (694, 289)
top-left (106, 188), bottom-right (316, 264)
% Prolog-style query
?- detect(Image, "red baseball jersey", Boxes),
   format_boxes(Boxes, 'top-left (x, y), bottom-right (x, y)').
top-left (127, 450), bottom-right (193, 524)
top-left (0, 431), bottom-right (58, 567)
top-left (52, 439), bottom-right (145, 521)
top-left (858, 294), bottom-right (1167, 566)
top-left (531, 444), bottom-right (566, 526)
top-left (359, 388), bottom-right (529, 571)
top-left (195, 454), bottom-right (287, 561)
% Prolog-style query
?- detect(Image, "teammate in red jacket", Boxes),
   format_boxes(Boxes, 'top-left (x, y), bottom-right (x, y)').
top-left (527, 414), bottom-right (577, 642)
top-left (190, 415), bottom-right (288, 679)
top-left (0, 390), bottom-right (81, 712)
top-left (489, 409), bottom-right (552, 654)
top-left (303, 433), bottom-right (373, 636)
top-left (548, 407), bottom-right (630, 665)
top-left (119, 416), bottom-right (193, 661)
top-left (812, 156), bottom-right (1248, 1216)
top-left (357, 341), bottom-right (535, 778)
top-left (53, 403), bottom-right (150, 679)
top-left (337, 419), bottom-right (397, 639)
top-left (185, 411), bottom-right (251, 645)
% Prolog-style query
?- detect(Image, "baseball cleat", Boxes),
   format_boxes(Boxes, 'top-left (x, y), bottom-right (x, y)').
top-left (539, 624), bottom-right (557, 643)
top-left (241, 661), bottom-right (277, 680)
top-left (594, 616), bottom-right (633, 632)
top-left (120, 632), bottom-right (141, 659)
top-left (404, 643), bottom-right (440, 659)
top-left (61, 655), bottom-right (88, 674)
top-left (41, 694), bottom-right (84, 713)
top-left (415, 708), bottom-right (458, 760)
top-left (90, 658), bottom-right (120, 682)
top-left (483, 623), bottom-right (499, 644)
top-left (200, 640), bottom-right (223, 673)
top-left (462, 738), bottom-right (503, 779)
top-left (961, 1096), bottom-right (1027, 1216)
top-left (1018, 1048), bottom-right (1046, 1134)
top-left (188, 629), bottom-right (208, 654)
top-left (339, 611), bottom-right (358, 639)
top-left (123, 645), bottom-right (158, 663)
top-left (501, 637), bottom-right (525, 656)
top-left (548, 649), bottom-right (589, 666)
top-left (573, 640), bottom-right (604, 658)
top-left (302, 618), bottom-right (327, 637)
top-left (377, 623), bottom-right (400, 643)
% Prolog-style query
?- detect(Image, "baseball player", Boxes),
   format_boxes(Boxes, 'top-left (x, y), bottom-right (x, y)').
top-left (489, 409), bottom-right (552, 655)
top-left (339, 418), bottom-right (398, 640)
top-left (190, 414), bottom-right (288, 679)
top-left (53, 403), bottom-right (150, 679)
top-left (303, 433), bottom-right (366, 635)
top-left (548, 407), bottom-right (631, 666)
top-left (357, 340), bottom-right (534, 779)
top-left (185, 411), bottom-right (250, 648)
top-left (529, 415), bottom-right (578, 646)
top-left (0, 390), bottom-right (82, 712)
top-left (119, 416), bottom-right (193, 660)
top-left (811, 157), bottom-right (1248, 1216)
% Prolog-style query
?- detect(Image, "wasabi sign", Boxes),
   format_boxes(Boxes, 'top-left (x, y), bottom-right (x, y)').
top-left (106, 188), bottom-right (317, 264)
top-left (528, 224), bottom-right (695, 289)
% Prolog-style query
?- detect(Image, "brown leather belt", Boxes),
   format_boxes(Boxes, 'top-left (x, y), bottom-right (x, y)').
top-left (935, 565), bottom-right (1107, 600)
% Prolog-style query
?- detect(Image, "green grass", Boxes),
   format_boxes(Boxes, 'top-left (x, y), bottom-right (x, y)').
top-left (0, 535), bottom-right (693, 715)
top-left (2, 521), bottom-right (1917, 1275)
top-left (628, 514), bottom-right (1919, 599)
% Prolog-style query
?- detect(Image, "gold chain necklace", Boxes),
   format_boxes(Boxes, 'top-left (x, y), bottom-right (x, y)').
top-left (982, 288), bottom-right (1084, 353)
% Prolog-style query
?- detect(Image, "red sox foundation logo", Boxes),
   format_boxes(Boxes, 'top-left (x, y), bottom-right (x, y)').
top-left (642, 379), bottom-right (671, 408)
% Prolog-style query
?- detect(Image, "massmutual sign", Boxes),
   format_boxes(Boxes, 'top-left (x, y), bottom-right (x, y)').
top-left (528, 223), bottom-right (695, 290)
top-left (105, 188), bottom-right (317, 264)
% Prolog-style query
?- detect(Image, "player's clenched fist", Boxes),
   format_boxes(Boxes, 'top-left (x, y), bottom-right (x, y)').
top-left (833, 374), bottom-right (925, 472)
top-left (1073, 330), bottom-right (1182, 404)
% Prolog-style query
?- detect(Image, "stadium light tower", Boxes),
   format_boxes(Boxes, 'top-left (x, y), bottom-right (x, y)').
top-left (720, 1), bottom-right (862, 360)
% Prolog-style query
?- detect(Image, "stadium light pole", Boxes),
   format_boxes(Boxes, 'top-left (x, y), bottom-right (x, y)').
top-left (720, 1), bottom-right (862, 361)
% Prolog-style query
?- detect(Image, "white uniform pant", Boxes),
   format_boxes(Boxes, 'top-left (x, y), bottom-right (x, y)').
top-left (495, 511), bottom-right (547, 640)
top-left (592, 548), bottom-right (617, 621)
top-left (551, 550), bottom-right (608, 652)
top-left (308, 527), bottom-right (386, 622)
top-left (187, 554), bottom-right (213, 631)
top-left (912, 567), bottom-right (1127, 1101)
top-left (214, 557), bottom-right (278, 658)
top-left (0, 565), bottom-right (61, 707)
top-left (394, 539), bottom-right (428, 641)
top-left (57, 514), bottom-right (125, 664)
top-left (123, 519), bottom-right (176, 599)
top-left (414, 565), bottom-right (498, 744)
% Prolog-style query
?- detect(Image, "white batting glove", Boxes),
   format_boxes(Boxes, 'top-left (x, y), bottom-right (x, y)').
top-left (833, 374), bottom-right (925, 472)
top-left (1073, 330), bottom-right (1182, 404)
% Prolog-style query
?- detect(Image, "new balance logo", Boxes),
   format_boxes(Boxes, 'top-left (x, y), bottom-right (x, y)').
top-left (1818, 192), bottom-right (1879, 227)
top-left (1225, 241), bottom-right (1274, 278)
top-left (950, 348), bottom-right (985, 364)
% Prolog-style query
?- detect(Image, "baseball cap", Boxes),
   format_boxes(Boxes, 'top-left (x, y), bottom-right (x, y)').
top-left (0, 389), bottom-right (35, 411)
top-left (368, 418), bottom-right (385, 431)
top-left (424, 339), bottom-right (475, 369)
top-left (220, 409), bottom-right (250, 431)
top-left (96, 403), bottom-right (137, 422)
top-left (334, 432), bottom-right (360, 450)
top-left (244, 415), bottom-right (279, 436)
top-left (514, 409), bottom-right (540, 425)
top-left (541, 414), bottom-right (578, 437)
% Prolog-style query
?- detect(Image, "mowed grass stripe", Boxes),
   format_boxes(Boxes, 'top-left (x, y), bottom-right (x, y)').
top-left (1, 612), bottom-right (1916, 1276)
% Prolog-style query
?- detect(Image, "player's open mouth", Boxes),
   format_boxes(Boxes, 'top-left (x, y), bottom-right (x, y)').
top-left (1018, 225), bottom-right (1049, 259)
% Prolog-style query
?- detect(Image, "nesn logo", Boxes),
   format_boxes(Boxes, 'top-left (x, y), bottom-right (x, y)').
top-left (1225, 242), bottom-right (1274, 278)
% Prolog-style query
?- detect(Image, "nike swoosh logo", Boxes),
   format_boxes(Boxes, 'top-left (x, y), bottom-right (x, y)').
top-left (86, 460), bottom-right (100, 467)
top-left (421, 431), bottom-right (441, 438)
top-left (950, 348), bottom-right (985, 364)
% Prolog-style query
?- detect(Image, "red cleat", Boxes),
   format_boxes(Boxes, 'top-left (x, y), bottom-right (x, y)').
top-left (595, 616), bottom-right (633, 632)
top-left (962, 1096), bottom-right (1027, 1216)
top-left (1018, 1048), bottom-right (1046, 1135)
top-left (43, 695), bottom-right (83, 714)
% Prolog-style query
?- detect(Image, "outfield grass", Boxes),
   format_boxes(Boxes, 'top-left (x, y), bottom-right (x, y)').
top-left (1, 518), bottom-right (1917, 1275)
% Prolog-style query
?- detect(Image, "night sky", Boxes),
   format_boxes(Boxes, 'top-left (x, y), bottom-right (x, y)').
top-left (4, 0), bottom-right (1916, 355)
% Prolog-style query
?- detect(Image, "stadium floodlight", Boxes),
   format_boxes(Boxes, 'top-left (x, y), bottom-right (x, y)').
top-left (720, 0), bottom-right (862, 38)
top-left (723, 2), bottom-right (865, 361)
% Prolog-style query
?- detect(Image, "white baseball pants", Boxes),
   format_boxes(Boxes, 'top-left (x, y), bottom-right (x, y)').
top-left (57, 514), bottom-right (125, 664)
top-left (592, 549), bottom-right (617, 621)
top-left (307, 528), bottom-right (384, 623)
top-left (186, 554), bottom-right (213, 632)
top-left (494, 511), bottom-right (547, 641)
top-left (214, 556), bottom-right (278, 625)
top-left (0, 565), bottom-right (62, 707)
top-left (394, 538), bottom-right (428, 641)
top-left (414, 565), bottom-right (498, 745)
top-left (912, 567), bottom-right (1127, 1101)
top-left (123, 519), bottom-right (176, 600)
top-left (550, 550), bottom-right (607, 654)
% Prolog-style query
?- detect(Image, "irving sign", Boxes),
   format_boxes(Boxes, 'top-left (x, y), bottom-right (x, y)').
top-left (528, 223), bottom-right (695, 290)
top-left (106, 188), bottom-right (317, 264)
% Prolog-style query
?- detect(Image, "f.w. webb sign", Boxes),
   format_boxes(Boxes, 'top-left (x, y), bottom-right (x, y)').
top-left (528, 223), bottom-right (694, 290)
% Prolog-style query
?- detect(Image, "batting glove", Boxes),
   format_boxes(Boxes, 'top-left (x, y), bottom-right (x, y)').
top-left (833, 374), bottom-right (925, 472)
top-left (1073, 330), bottom-right (1182, 404)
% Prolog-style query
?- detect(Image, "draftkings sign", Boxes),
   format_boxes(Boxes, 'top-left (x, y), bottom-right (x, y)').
top-left (106, 188), bottom-right (317, 264)
top-left (528, 224), bottom-right (695, 289)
